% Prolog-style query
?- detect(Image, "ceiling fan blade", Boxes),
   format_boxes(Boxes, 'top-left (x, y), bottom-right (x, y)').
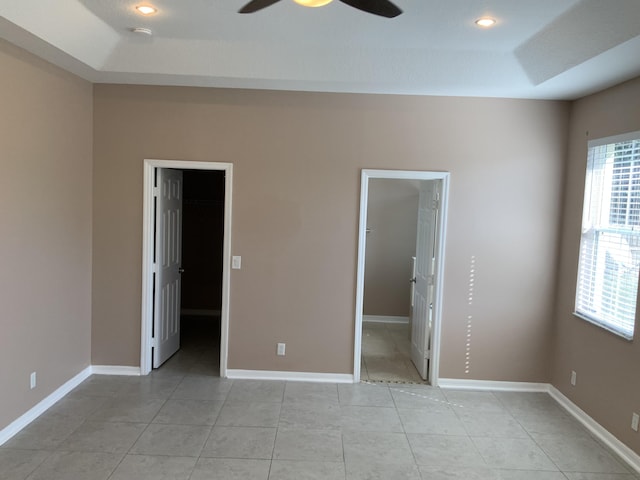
top-left (238, 0), bottom-right (282, 13)
top-left (339, 0), bottom-right (402, 18)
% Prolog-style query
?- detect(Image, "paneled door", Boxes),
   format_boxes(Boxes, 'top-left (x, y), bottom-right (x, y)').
top-left (410, 180), bottom-right (440, 380)
top-left (153, 168), bottom-right (183, 368)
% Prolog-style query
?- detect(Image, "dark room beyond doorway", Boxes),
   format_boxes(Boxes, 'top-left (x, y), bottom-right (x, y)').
top-left (159, 169), bottom-right (225, 376)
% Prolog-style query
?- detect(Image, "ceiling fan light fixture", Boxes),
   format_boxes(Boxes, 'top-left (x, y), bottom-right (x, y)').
top-left (136, 5), bottom-right (157, 15)
top-left (475, 17), bottom-right (496, 28)
top-left (238, 0), bottom-right (400, 17)
top-left (293, 0), bottom-right (334, 8)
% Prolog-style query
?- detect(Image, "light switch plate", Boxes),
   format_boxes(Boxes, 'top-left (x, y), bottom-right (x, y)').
top-left (232, 256), bottom-right (241, 269)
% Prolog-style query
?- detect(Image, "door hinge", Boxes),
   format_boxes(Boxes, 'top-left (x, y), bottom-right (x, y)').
top-left (151, 337), bottom-right (157, 348)
top-left (433, 192), bottom-right (440, 210)
top-left (425, 349), bottom-right (431, 360)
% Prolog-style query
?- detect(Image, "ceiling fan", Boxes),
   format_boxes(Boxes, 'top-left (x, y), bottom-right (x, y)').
top-left (239, 0), bottom-right (402, 18)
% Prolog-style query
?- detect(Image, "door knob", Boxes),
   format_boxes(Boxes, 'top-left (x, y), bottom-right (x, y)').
top-left (409, 277), bottom-right (416, 283)
top-left (178, 268), bottom-right (185, 274)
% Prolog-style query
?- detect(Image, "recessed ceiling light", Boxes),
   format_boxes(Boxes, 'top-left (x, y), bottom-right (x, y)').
top-left (475, 17), bottom-right (496, 28)
top-left (136, 5), bottom-right (157, 15)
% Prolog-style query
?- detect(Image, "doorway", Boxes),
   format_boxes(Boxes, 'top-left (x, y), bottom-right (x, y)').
top-left (141, 160), bottom-right (233, 377)
top-left (173, 169), bottom-right (225, 375)
top-left (354, 170), bottom-right (449, 386)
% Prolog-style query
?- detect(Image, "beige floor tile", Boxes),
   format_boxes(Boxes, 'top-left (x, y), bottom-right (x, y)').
top-left (269, 460), bottom-right (345, 480)
top-left (360, 322), bottom-right (425, 383)
top-left (129, 424), bottom-right (211, 457)
top-left (201, 426), bottom-right (276, 459)
top-left (152, 399), bottom-right (223, 426)
top-left (0, 448), bottom-right (50, 480)
top-left (190, 458), bottom-right (270, 480)
top-left (273, 428), bottom-right (343, 462)
top-left (108, 454), bottom-right (196, 480)
top-left (2, 318), bottom-right (637, 480)
top-left (59, 421), bottom-right (147, 453)
top-left (26, 451), bottom-right (123, 480)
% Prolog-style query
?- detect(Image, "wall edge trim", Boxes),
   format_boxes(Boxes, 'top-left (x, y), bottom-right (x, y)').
top-left (0, 366), bottom-right (92, 446)
top-left (362, 315), bottom-right (409, 324)
top-left (91, 365), bottom-right (141, 376)
top-left (226, 369), bottom-right (354, 384)
top-left (438, 378), bottom-right (550, 392)
top-left (549, 386), bottom-right (640, 474)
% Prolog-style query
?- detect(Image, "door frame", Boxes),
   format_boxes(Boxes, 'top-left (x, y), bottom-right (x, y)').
top-left (354, 169), bottom-right (450, 386)
top-left (141, 159), bottom-right (233, 376)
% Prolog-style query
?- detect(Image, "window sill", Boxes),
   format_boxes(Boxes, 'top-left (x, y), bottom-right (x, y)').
top-left (572, 312), bottom-right (634, 341)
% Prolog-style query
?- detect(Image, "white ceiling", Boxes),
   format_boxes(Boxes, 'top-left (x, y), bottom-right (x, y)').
top-left (2, 0), bottom-right (640, 100)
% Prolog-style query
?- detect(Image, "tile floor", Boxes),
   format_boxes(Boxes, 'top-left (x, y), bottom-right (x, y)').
top-left (1, 317), bottom-right (638, 479)
top-left (361, 321), bottom-right (426, 384)
top-left (157, 315), bottom-right (222, 377)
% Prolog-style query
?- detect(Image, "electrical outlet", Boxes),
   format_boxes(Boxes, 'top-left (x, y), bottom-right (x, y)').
top-left (30, 372), bottom-right (36, 390)
top-left (277, 343), bottom-right (286, 356)
top-left (632, 412), bottom-right (639, 432)
top-left (570, 370), bottom-right (577, 386)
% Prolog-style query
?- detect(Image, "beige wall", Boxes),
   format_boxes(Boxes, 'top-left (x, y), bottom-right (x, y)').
top-left (0, 40), bottom-right (93, 430)
top-left (364, 179), bottom-right (418, 317)
top-left (552, 76), bottom-right (640, 455)
top-left (92, 85), bottom-right (568, 381)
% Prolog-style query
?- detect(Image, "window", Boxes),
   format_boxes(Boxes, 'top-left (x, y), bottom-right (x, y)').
top-left (575, 132), bottom-right (640, 340)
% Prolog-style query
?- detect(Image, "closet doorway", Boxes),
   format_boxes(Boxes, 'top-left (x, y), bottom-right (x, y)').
top-left (140, 160), bottom-right (233, 377)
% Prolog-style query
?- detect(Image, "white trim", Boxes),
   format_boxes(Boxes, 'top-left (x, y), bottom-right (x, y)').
top-left (363, 315), bottom-right (409, 324)
top-left (0, 367), bottom-right (92, 446)
top-left (549, 386), bottom-right (640, 474)
top-left (354, 169), bottom-right (450, 387)
top-left (141, 159), bottom-right (233, 378)
top-left (226, 369), bottom-right (354, 384)
top-left (572, 311), bottom-right (634, 341)
top-left (91, 365), bottom-right (141, 376)
top-left (438, 378), bottom-right (550, 392)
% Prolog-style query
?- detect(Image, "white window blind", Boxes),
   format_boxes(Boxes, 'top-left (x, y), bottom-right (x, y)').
top-left (575, 132), bottom-right (640, 340)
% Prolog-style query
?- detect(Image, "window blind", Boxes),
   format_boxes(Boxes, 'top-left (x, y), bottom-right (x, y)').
top-left (575, 134), bottom-right (640, 340)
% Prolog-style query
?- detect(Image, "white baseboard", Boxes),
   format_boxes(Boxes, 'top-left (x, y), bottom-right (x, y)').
top-left (549, 386), bottom-right (640, 474)
top-left (363, 315), bottom-right (409, 324)
top-left (0, 366), bottom-right (92, 446)
top-left (91, 365), bottom-right (141, 376)
top-left (437, 378), bottom-right (550, 392)
top-left (226, 369), bottom-right (354, 384)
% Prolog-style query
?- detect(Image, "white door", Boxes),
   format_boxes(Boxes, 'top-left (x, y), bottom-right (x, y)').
top-left (411, 180), bottom-right (440, 380)
top-left (153, 168), bottom-right (183, 368)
